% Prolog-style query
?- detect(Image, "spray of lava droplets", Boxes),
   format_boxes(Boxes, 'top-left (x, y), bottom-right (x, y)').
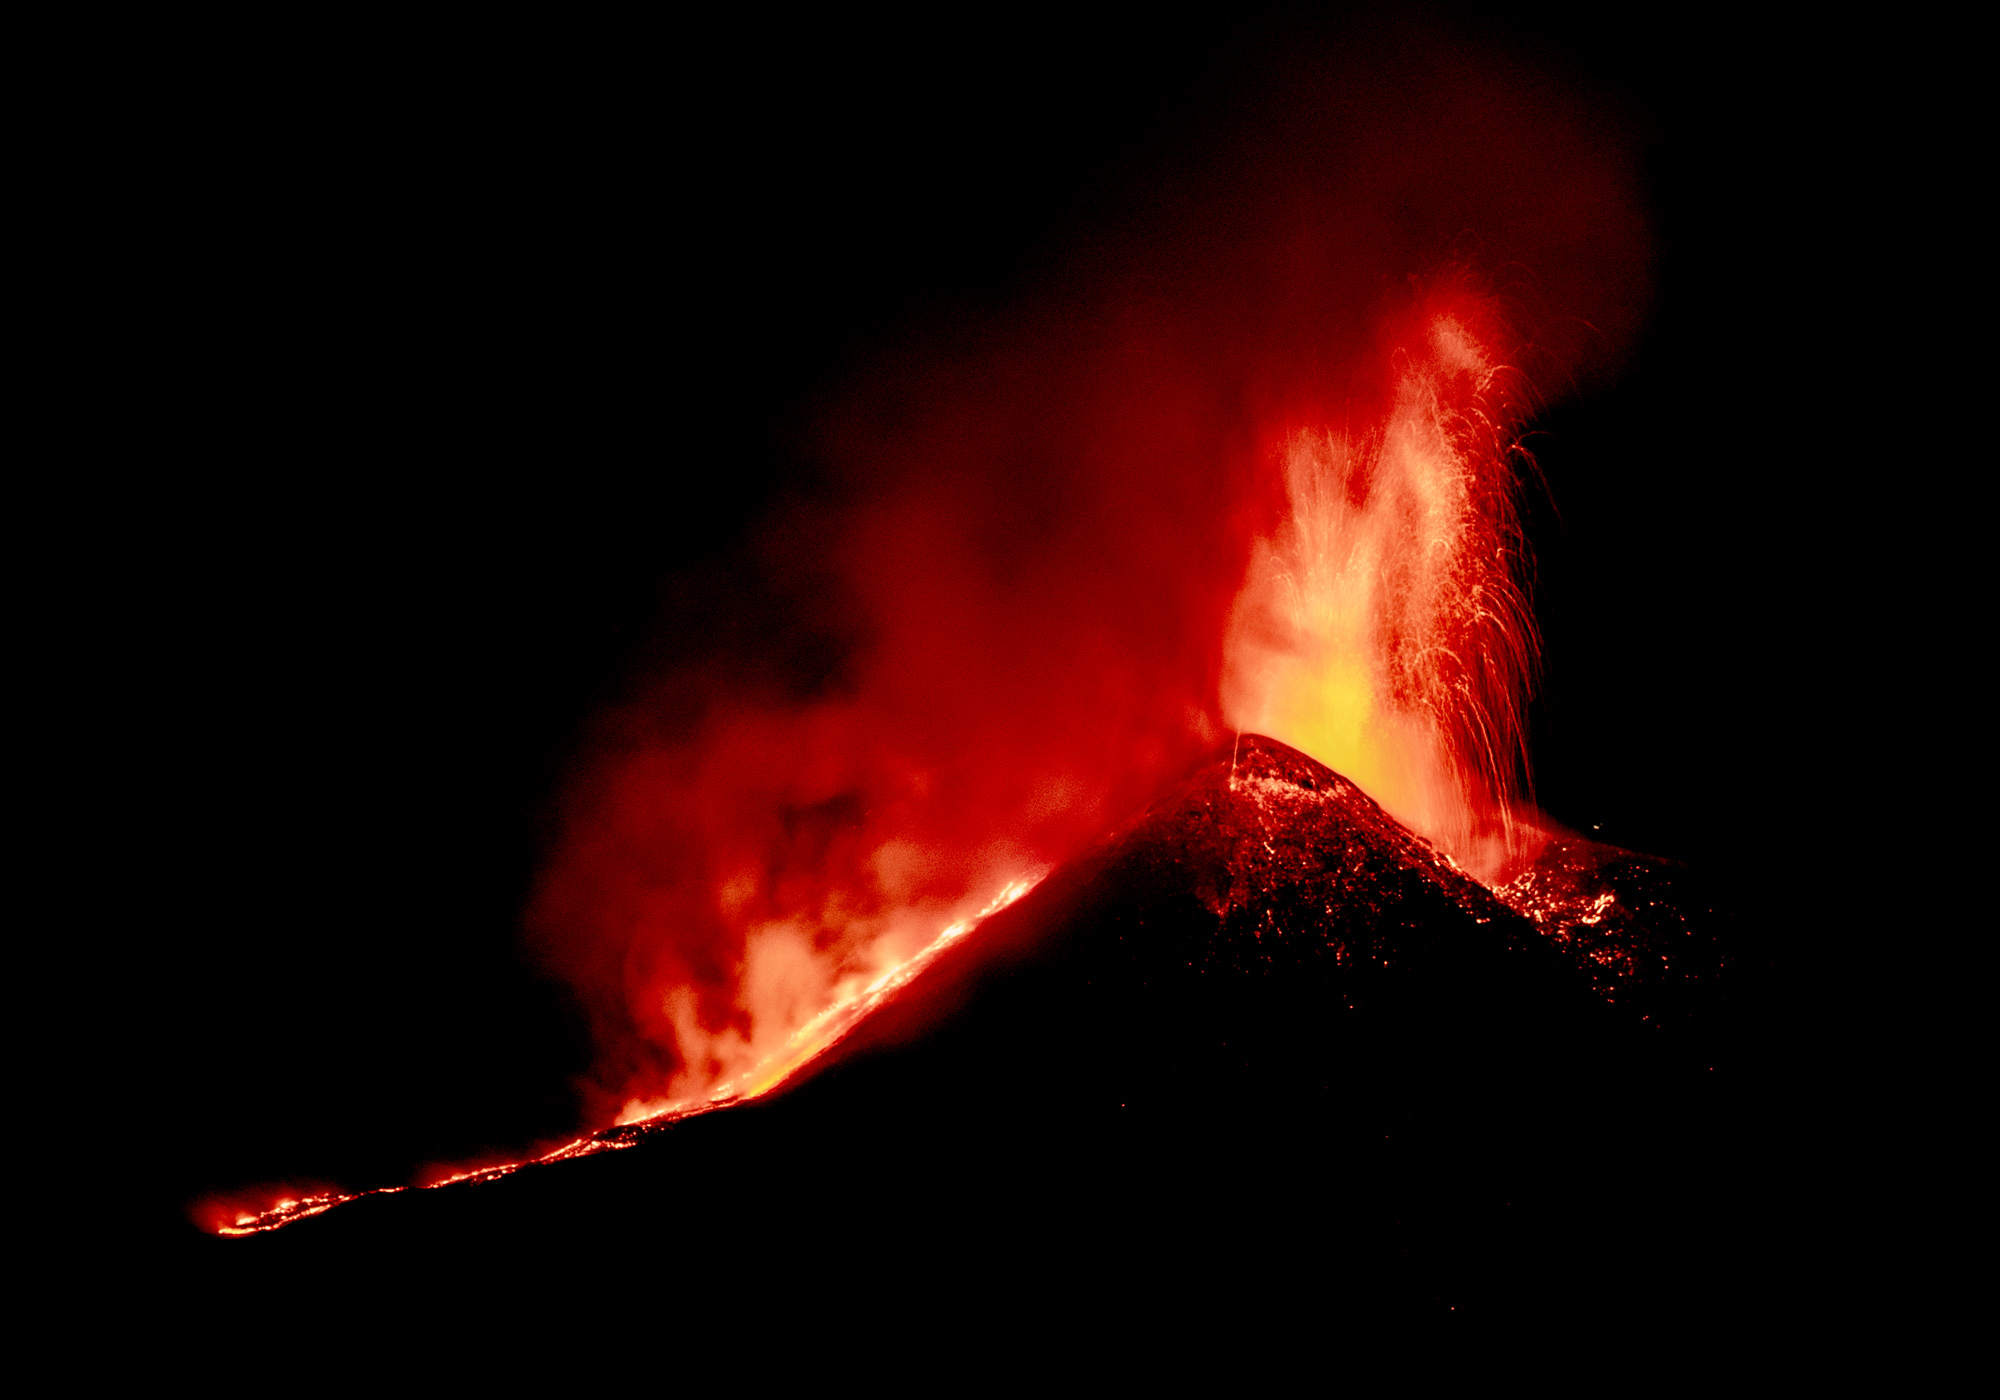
top-left (1224, 284), bottom-right (1541, 887)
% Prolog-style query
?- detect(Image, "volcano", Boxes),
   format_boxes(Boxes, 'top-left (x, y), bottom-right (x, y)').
top-left (194, 737), bottom-right (1755, 1331)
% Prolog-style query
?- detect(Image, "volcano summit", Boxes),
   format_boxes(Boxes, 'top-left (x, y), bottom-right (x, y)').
top-left (199, 738), bottom-right (1747, 1328)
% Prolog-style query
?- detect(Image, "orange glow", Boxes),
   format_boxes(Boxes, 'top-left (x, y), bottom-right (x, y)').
top-left (197, 1134), bottom-right (636, 1236)
top-left (195, 878), bottom-right (1041, 1235)
top-left (196, 1187), bottom-right (352, 1237)
top-left (613, 871), bottom-right (1042, 1123)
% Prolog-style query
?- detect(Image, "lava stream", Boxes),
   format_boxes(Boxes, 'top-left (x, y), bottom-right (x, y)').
top-left (198, 873), bottom-right (1042, 1236)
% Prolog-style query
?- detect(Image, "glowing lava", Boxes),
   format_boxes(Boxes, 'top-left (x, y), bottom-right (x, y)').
top-left (611, 871), bottom-right (1043, 1123)
top-left (199, 873), bottom-right (1041, 1235)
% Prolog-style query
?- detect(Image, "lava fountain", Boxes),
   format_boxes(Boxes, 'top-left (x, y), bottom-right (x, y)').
top-left (1223, 284), bottom-right (1541, 886)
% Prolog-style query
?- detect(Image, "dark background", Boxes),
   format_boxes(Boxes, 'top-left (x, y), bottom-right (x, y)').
top-left (69, 9), bottom-right (1882, 1248)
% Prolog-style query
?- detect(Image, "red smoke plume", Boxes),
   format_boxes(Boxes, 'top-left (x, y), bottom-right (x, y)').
top-left (527, 35), bottom-right (1653, 1124)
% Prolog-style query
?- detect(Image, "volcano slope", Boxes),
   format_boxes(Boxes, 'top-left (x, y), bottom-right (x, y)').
top-left (194, 738), bottom-right (1758, 1330)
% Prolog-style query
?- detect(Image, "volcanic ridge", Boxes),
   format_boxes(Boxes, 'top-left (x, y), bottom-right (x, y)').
top-left (194, 737), bottom-right (1748, 1327)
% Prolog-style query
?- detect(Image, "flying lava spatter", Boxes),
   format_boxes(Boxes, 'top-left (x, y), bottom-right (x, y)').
top-left (1224, 284), bottom-right (1543, 887)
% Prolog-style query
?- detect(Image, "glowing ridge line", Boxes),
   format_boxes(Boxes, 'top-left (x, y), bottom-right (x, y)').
top-left (616, 870), bottom-right (1047, 1126)
top-left (208, 871), bottom-right (1046, 1236)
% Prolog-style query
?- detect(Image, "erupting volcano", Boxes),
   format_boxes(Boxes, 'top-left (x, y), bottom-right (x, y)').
top-left (171, 14), bottom-right (1787, 1330)
top-left (200, 289), bottom-right (1727, 1259)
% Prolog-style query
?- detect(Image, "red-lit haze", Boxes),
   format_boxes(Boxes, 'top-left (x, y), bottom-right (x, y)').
top-left (529, 43), bottom-right (1653, 1125)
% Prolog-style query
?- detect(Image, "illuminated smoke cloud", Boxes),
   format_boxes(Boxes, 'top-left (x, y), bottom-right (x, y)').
top-left (527, 32), bottom-right (1652, 1123)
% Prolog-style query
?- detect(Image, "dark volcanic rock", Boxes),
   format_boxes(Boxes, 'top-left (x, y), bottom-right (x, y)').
top-left (1496, 833), bottom-right (1732, 1034)
top-left (813, 735), bottom-right (1627, 1128)
top-left (190, 738), bottom-right (1752, 1334)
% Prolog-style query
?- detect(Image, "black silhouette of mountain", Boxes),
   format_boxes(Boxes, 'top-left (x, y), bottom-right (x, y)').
top-left (178, 738), bottom-right (1775, 1344)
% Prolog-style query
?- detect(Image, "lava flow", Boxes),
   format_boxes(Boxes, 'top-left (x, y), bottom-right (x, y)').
top-left (198, 872), bottom-right (1043, 1235)
top-left (196, 42), bottom-right (1665, 1239)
